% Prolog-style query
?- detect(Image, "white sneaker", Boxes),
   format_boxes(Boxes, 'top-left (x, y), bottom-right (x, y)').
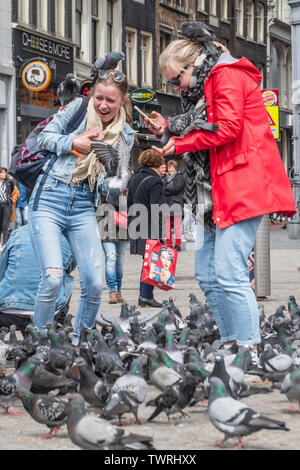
top-left (244, 345), bottom-right (260, 366)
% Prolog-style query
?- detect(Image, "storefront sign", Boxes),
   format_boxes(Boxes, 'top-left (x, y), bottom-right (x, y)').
top-left (131, 88), bottom-right (155, 103)
top-left (21, 60), bottom-right (51, 92)
top-left (21, 30), bottom-right (72, 63)
top-left (262, 89), bottom-right (279, 140)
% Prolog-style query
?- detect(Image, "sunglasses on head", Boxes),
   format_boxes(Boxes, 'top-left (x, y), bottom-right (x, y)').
top-left (167, 65), bottom-right (189, 87)
top-left (98, 70), bottom-right (126, 82)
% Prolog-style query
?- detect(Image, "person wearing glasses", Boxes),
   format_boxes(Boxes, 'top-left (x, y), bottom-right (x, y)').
top-left (144, 22), bottom-right (296, 364)
top-left (29, 60), bottom-right (135, 345)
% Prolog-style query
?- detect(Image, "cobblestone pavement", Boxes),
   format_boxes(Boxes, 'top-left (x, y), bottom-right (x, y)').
top-left (0, 228), bottom-right (299, 451)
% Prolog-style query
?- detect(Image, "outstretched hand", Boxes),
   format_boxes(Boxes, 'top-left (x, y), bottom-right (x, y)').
top-left (152, 138), bottom-right (176, 156)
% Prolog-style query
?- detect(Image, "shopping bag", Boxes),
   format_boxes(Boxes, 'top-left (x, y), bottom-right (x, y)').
top-left (114, 210), bottom-right (128, 229)
top-left (142, 239), bottom-right (178, 291)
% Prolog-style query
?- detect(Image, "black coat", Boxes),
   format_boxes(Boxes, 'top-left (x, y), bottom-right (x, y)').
top-left (163, 172), bottom-right (185, 208)
top-left (127, 167), bottom-right (164, 256)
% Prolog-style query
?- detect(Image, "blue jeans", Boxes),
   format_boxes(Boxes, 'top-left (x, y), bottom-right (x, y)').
top-left (15, 206), bottom-right (28, 228)
top-left (194, 216), bottom-right (262, 346)
top-left (102, 241), bottom-right (128, 292)
top-left (28, 175), bottom-right (103, 344)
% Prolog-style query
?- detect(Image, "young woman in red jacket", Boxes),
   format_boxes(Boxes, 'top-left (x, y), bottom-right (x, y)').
top-left (146, 22), bottom-right (296, 362)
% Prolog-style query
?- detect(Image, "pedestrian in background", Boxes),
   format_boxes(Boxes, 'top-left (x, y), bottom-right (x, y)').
top-left (0, 167), bottom-right (14, 249)
top-left (145, 21), bottom-right (296, 360)
top-left (163, 159), bottom-right (185, 251)
top-left (15, 181), bottom-right (29, 228)
top-left (127, 148), bottom-right (165, 308)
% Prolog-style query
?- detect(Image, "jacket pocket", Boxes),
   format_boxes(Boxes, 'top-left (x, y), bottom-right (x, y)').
top-left (216, 152), bottom-right (248, 176)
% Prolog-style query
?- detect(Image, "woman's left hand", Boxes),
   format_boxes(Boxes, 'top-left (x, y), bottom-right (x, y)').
top-left (151, 138), bottom-right (176, 156)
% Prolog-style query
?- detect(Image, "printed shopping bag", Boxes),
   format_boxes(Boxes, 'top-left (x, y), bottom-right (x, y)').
top-left (142, 239), bottom-right (178, 291)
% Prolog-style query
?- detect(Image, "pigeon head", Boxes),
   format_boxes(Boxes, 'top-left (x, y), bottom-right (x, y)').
top-left (180, 21), bottom-right (215, 44)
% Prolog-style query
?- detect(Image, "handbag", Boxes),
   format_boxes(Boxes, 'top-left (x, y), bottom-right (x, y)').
top-left (142, 239), bottom-right (178, 291)
top-left (114, 210), bottom-right (128, 229)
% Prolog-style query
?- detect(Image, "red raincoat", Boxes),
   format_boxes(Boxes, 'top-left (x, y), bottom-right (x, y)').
top-left (173, 56), bottom-right (296, 229)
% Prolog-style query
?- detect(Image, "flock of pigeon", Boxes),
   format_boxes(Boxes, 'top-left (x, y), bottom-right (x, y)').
top-left (0, 294), bottom-right (300, 450)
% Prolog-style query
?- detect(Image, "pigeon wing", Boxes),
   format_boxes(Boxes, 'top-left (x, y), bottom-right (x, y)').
top-left (90, 140), bottom-right (119, 177)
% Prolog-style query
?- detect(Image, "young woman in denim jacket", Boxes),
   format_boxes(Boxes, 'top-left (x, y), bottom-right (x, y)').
top-left (29, 70), bottom-right (135, 345)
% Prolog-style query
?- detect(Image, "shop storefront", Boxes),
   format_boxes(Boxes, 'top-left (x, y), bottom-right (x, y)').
top-left (13, 27), bottom-right (74, 144)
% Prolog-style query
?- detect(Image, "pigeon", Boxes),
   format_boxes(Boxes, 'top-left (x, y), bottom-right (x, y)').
top-left (258, 343), bottom-right (294, 388)
top-left (146, 349), bottom-right (183, 391)
top-left (91, 132), bottom-right (132, 207)
top-left (92, 330), bottom-right (125, 379)
top-left (75, 357), bottom-right (110, 409)
top-left (225, 347), bottom-right (251, 384)
top-left (287, 295), bottom-right (300, 323)
top-left (164, 331), bottom-right (184, 364)
top-left (180, 21), bottom-right (218, 56)
top-left (57, 73), bottom-right (81, 107)
top-left (91, 51), bottom-right (125, 77)
top-left (16, 387), bottom-right (69, 439)
top-left (102, 358), bottom-right (147, 425)
top-left (208, 377), bottom-right (289, 449)
top-left (160, 105), bottom-right (219, 147)
top-left (0, 356), bottom-right (40, 415)
top-left (146, 372), bottom-right (198, 423)
top-left (280, 367), bottom-right (300, 413)
top-left (66, 393), bottom-right (154, 450)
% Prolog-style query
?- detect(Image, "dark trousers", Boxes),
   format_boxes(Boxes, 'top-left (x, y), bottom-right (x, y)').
top-left (139, 265), bottom-right (154, 299)
top-left (0, 312), bottom-right (31, 333)
top-left (0, 204), bottom-right (12, 245)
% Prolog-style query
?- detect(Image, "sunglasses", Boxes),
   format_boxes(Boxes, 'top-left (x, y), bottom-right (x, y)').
top-left (98, 70), bottom-right (126, 82)
top-left (167, 65), bottom-right (188, 87)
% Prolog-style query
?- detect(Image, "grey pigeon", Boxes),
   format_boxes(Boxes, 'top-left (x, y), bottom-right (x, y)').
top-left (75, 357), bottom-right (110, 409)
top-left (91, 51), bottom-right (125, 75)
top-left (180, 21), bottom-right (218, 55)
top-left (208, 377), bottom-right (289, 449)
top-left (91, 133), bottom-right (131, 207)
top-left (16, 387), bottom-right (69, 438)
top-left (57, 73), bottom-right (81, 107)
top-left (146, 349), bottom-right (183, 391)
top-left (259, 343), bottom-right (294, 387)
top-left (66, 393), bottom-right (154, 450)
top-left (280, 367), bottom-right (300, 412)
top-left (102, 358), bottom-right (147, 425)
top-left (160, 105), bottom-right (219, 147)
top-left (146, 372), bottom-right (198, 423)
top-left (0, 356), bottom-right (40, 415)
top-left (92, 330), bottom-right (125, 380)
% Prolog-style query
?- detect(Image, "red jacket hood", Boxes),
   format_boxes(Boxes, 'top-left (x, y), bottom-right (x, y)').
top-left (211, 53), bottom-right (262, 86)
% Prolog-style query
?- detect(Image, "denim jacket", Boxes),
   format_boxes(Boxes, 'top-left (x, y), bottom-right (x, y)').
top-left (0, 225), bottom-right (76, 312)
top-left (37, 97), bottom-right (136, 207)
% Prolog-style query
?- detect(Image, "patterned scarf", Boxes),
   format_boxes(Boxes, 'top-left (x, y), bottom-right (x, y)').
top-left (181, 45), bottom-right (221, 232)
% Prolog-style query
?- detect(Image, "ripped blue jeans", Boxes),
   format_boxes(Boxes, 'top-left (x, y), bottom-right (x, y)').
top-left (28, 175), bottom-right (103, 344)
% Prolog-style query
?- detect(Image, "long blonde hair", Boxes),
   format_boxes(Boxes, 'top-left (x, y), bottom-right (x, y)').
top-left (159, 39), bottom-right (228, 76)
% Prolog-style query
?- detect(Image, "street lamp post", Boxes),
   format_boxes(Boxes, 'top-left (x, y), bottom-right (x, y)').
top-left (287, 0), bottom-right (300, 239)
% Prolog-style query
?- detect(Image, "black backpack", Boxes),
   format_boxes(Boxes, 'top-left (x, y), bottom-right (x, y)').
top-left (9, 96), bottom-right (89, 209)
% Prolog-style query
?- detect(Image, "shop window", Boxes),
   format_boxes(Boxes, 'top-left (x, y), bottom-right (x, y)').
top-left (19, 81), bottom-right (58, 109)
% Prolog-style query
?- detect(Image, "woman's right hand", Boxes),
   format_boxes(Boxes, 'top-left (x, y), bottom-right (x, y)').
top-left (72, 128), bottom-right (104, 155)
top-left (142, 111), bottom-right (166, 135)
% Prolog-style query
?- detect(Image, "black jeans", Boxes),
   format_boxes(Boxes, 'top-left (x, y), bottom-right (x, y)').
top-left (0, 204), bottom-right (12, 245)
top-left (0, 312), bottom-right (31, 332)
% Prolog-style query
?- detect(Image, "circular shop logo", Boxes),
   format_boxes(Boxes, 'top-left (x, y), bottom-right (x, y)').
top-left (22, 61), bottom-right (51, 92)
top-left (262, 90), bottom-right (278, 107)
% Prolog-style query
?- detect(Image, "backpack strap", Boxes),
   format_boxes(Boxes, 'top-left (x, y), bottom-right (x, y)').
top-left (32, 96), bottom-right (90, 211)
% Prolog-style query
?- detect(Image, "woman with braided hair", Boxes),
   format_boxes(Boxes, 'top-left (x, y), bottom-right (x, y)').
top-left (146, 22), bottom-right (296, 361)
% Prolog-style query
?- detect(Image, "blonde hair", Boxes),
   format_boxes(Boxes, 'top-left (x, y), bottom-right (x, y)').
top-left (92, 70), bottom-right (133, 125)
top-left (159, 39), bottom-right (229, 76)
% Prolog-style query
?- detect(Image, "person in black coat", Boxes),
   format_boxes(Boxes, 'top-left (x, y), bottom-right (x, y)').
top-left (0, 167), bottom-right (14, 248)
top-left (162, 160), bottom-right (185, 251)
top-left (127, 149), bottom-right (165, 308)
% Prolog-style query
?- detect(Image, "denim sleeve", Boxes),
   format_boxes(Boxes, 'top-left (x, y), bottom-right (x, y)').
top-left (37, 98), bottom-right (83, 156)
top-left (0, 235), bottom-right (12, 281)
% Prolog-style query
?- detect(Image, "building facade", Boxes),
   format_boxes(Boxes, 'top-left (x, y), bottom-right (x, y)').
top-left (0, 1), bottom-right (15, 168)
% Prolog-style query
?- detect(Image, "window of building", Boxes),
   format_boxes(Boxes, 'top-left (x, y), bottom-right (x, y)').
top-left (75, 0), bottom-right (82, 59)
top-left (221, 0), bottom-right (228, 20)
top-left (198, 0), bottom-right (205, 11)
top-left (64, 0), bottom-right (73, 40)
top-left (247, 0), bottom-right (254, 40)
top-left (29, 0), bottom-right (38, 27)
top-left (271, 45), bottom-right (279, 91)
top-left (257, 3), bottom-right (265, 43)
top-left (210, 0), bottom-right (217, 16)
top-left (47, 0), bottom-right (56, 34)
top-left (236, 0), bottom-right (244, 36)
top-left (107, 0), bottom-right (113, 53)
top-left (140, 32), bottom-right (152, 87)
top-left (91, 1), bottom-right (100, 64)
top-left (125, 28), bottom-right (137, 84)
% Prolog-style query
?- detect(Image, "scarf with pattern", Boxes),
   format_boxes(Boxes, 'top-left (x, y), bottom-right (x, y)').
top-left (181, 45), bottom-right (222, 231)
